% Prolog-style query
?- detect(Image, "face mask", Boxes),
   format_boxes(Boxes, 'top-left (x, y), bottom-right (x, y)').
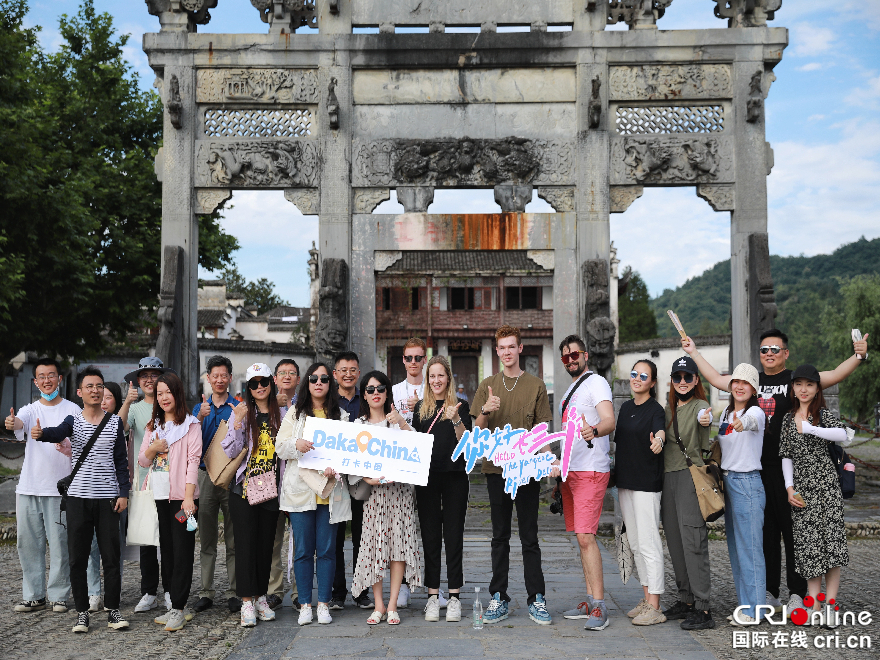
top-left (186, 514), bottom-right (198, 532)
top-left (675, 389), bottom-right (695, 402)
top-left (41, 387), bottom-right (60, 401)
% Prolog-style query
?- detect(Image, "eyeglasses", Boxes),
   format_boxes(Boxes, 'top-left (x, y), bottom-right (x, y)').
top-left (248, 377), bottom-right (272, 390)
top-left (671, 373), bottom-right (695, 384)
top-left (208, 373), bottom-right (231, 381)
top-left (561, 350), bottom-right (585, 365)
top-left (630, 371), bottom-right (650, 382)
top-left (309, 374), bottom-right (331, 384)
top-left (403, 355), bottom-right (425, 363)
top-left (759, 345), bottom-right (783, 355)
top-left (365, 385), bottom-right (387, 394)
top-left (140, 373), bottom-right (160, 382)
top-left (35, 374), bottom-right (59, 382)
top-left (276, 370), bottom-right (298, 378)
top-left (335, 368), bottom-right (359, 375)
top-left (82, 384), bottom-right (105, 393)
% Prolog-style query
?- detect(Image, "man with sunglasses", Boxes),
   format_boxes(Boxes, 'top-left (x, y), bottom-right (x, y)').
top-left (556, 335), bottom-right (616, 631)
top-left (191, 355), bottom-right (239, 614)
top-left (682, 329), bottom-right (868, 616)
top-left (393, 337), bottom-right (428, 428)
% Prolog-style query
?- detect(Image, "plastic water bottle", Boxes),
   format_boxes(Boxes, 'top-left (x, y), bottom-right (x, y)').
top-left (473, 587), bottom-right (483, 629)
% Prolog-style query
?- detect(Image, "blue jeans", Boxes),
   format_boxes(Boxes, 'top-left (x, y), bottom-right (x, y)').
top-left (289, 505), bottom-right (337, 605)
top-left (17, 495), bottom-right (70, 602)
top-left (724, 470), bottom-right (766, 619)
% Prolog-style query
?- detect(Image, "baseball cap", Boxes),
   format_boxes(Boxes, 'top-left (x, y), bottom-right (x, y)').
top-left (729, 363), bottom-right (760, 393)
top-left (246, 363), bottom-right (272, 381)
top-left (791, 364), bottom-right (820, 383)
top-left (124, 356), bottom-right (170, 383)
top-left (671, 355), bottom-right (698, 376)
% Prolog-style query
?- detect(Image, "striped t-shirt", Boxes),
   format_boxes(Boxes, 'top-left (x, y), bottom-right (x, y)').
top-left (40, 412), bottom-right (131, 499)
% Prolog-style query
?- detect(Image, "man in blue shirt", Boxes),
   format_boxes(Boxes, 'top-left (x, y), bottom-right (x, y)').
top-left (191, 355), bottom-right (238, 613)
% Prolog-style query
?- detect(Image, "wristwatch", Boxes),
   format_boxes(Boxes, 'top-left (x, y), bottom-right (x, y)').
top-left (591, 426), bottom-right (599, 438)
top-left (480, 406), bottom-right (487, 416)
top-left (857, 352), bottom-right (869, 363)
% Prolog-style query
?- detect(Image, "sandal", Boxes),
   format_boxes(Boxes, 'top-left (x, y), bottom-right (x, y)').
top-left (387, 610), bottom-right (401, 625)
top-left (367, 610), bottom-right (387, 625)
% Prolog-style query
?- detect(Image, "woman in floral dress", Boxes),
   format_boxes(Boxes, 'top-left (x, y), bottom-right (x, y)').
top-left (350, 370), bottom-right (423, 626)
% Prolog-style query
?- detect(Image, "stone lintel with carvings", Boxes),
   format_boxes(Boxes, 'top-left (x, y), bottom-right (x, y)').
top-left (537, 187), bottom-right (575, 212)
top-left (196, 69), bottom-right (319, 104)
top-left (195, 140), bottom-right (320, 188)
top-left (609, 186), bottom-right (644, 213)
top-left (195, 189), bottom-right (232, 214)
top-left (353, 189), bottom-right (391, 214)
top-left (284, 188), bottom-right (319, 215)
top-left (609, 64), bottom-right (732, 101)
top-left (697, 184), bottom-right (735, 212)
top-left (610, 135), bottom-right (734, 185)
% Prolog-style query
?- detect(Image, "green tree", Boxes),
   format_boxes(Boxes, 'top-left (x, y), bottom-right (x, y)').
top-left (0, 0), bottom-right (237, 369)
top-left (222, 265), bottom-right (289, 315)
top-left (822, 275), bottom-right (880, 422)
top-left (618, 271), bottom-right (658, 343)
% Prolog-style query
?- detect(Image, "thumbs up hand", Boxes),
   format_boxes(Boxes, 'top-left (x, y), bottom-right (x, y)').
top-left (444, 401), bottom-right (463, 423)
top-left (197, 394), bottom-right (211, 421)
top-left (31, 418), bottom-right (42, 440)
top-left (5, 407), bottom-right (15, 431)
top-left (649, 431), bottom-right (664, 454)
top-left (855, 332), bottom-right (869, 358)
top-left (125, 382), bottom-right (139, 404)
top-left (699, 408), bottom-right (712, 427)
top-left (731, 410), bottom-right (744, 433)
top-left (386, 403), bottom-right (406, 428)
top-left (482, 386), bottom-right (501, 415)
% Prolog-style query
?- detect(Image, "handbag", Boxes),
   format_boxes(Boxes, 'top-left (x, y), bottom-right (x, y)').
top-left (57, 413), bottom-right (111, 511)
top-left (348, 477), bottom-right (373, 501)
top-left (246, 466), bottom-right (278, 505)
top-left (673, 412), bottom-right (725, 522)
top-left (126, 469), bottom-right (160, 546)
top-left (205, 420), bottom-right (247, 490)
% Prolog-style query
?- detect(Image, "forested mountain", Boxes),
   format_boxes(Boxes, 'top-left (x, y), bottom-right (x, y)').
top-left (649, 237), bottom-right (880, 370)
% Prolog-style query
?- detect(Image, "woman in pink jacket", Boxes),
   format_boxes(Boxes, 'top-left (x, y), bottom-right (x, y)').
top-left (138, 372), bottom-right (201, 632)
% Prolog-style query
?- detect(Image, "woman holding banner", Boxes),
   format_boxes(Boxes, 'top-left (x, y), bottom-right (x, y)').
top-left (276, 363), bottom-right (351, 627)
top-left (350, 370), bottom-right (423, 626)
top-left (412, 356), bottom-right (472, 623)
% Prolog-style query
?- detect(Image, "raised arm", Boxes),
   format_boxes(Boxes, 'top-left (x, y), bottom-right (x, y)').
top-left (680, 336), bottom-right (730, 392)
top-left (819, 333), bottom-right (869, 389)
top-left (35, 415), bottom-right (75, 444)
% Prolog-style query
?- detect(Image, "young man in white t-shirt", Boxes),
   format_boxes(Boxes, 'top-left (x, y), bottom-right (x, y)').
top-left (391, 337), bottom-right (427, 428)
top-left (5, 357), bottom-right (80, 613)
top-left (555, 335), bottom-right (616, 631)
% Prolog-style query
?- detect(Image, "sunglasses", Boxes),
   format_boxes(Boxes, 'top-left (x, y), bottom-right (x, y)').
top-left (630, 371), bottom-right (650, 382)
top-left (365, 385), bottom-right (387, 394)
top-left (759, 345), bottom-right (783, 355)
top-left (309, 374), bottom-right (331, 384)
top-left (403, 355), bottom-right (425, 363)
top-left (561, 350), bottom-right (586, 365)
top-left (248, 377), bottom-right (272, 390)
top-left (671, 373), bottom-right (695, 384)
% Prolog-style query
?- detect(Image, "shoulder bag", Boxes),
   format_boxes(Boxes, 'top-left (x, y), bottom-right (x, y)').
top-left (127, 468), bottom-right (160, 546)
top-left (57, 413), bottom-right (111, 511)
top-left (205, 419), bottom-right (247, 490)
top-left (673, 411), bottom-right (725, 522)
top-left (818, 412), bottom-right (856, 500)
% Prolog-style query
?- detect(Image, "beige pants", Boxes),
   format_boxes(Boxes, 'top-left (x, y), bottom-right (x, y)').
top-left (197, 470), bottom-right (235, 599)
top-left (268, 512), bottom-right (297, 598)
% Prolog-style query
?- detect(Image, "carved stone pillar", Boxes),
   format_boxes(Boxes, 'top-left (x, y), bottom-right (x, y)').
top-left (494, 185), bottom-right (532, 213)
top-left (316, 258), bottom-right (349, 365)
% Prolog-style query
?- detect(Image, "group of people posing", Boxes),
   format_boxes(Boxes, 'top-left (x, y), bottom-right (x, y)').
top-left (6, 324), bottom-right (868, 635)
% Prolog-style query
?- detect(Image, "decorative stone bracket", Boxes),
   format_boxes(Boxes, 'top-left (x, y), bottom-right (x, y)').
top-left (353, 189), bottom-right (391, 214)
top-left (696, 184), bottom-right (734, 212)
top-left (195, 189), bottom-right (232, 214)
top-left (609, 186), bottom-right (643, 213)
top-left (608, 0), bottom-right (674, 29)
top-left (537, 187), bottom-right (575, 212)
top-left (252, 0), bottom-right (317, 34)
top-left (375, 251), bottom-right (403, 272)
top-left (712, 0), bottom-right (781, 27)
top-left (589, 75), bottom-right (602, 129)
top-left (167, 74), bottom-right (183, 129)
top-left (327, 77), bottom-right (340, 129)
top-left (397, 187), bottom-right (434, 212)
top-left (494, 185), bottom-right (532, 213)
top-left (746, 70), bottom-right (764, 123)
top-left (146, 0), bottom-right (217, 32)
top-left (284, 188), bottom-right (319, 215)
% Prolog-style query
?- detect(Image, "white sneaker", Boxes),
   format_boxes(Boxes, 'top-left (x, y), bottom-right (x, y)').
top-left (766, 594), bottom-right (783, 614)
top-left (786, 593), bottom-right (804, 615)
top-left (298, 604), bottom-right (313, 626)
top-left (730, 613), bottom-right (758, 626)
top-left (165, 592), bottom-right (172, 610)
top-left (255, 596), bottom-right (275, 621)
top-left (317, 603), bottom-right (332, 624)
top-left (397, 584), bottom-right (410, 609)
top-left (446, 596), bottom-right (462, 622)
top-left (437, 589), bottom-right (448, 609)
top-left (88, 595), bottom-right (102, 613)
top-left (424, 595), bottom-right (440, 622)
top-left (240, 601), bottom-right (256, 628)
top-left (135, 594), bottom-right (157, 613)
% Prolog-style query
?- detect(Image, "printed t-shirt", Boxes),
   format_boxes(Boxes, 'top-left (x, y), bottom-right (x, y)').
top-left (614, 398), bottom-right (666, 492)
top-left (149, 435), bottom-right (171, 501)
top-left (392, 380), bottom-right (425, 427)
top-left (558, 373), bottom-right (613, 473)
top-left (663, 398), bottom-right (713, 473)
top-left (412, 399), bottom-right (472, 472)
top-left (758, 369), bottom-right (792, 467)
top-left (718, 405), bottom-right (765, 472)
top-left (243, 411), bottom-right (279, 510)
top-left (312, 409), bottom-right (330, 504)
top-left (127, 399), bottom-right (154, 490)
top-left (470, 371), bottom-right (552, 475)
top-left (14, 398), bottom-right (81, 497)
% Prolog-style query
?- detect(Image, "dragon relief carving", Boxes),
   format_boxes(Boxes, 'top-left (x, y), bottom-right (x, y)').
top-left (609, 64), bottom-right (732, 101)
top-left (613, 136), bottom-right (731, 184)
top-left (198, 141), bottom-right (319, 188)
top-left (196, 69), bottom-right (319, 104)
top-left (354, 137), bottom-right (574, 187)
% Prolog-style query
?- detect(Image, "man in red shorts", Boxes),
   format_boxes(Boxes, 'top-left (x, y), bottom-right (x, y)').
top-left (556, 334), bottom-right (616, 631)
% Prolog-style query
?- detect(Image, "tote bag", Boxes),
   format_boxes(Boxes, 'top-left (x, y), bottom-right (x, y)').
top-left (126, 470), bottom-right (160, 547)
top-left (205, 420), bottom-right (247, 490)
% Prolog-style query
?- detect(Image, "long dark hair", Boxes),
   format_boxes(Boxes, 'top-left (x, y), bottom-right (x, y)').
top-left (632, 359), bottom-right (658, 398)
top-left (244, 377), bottom-right (282, 451)
top-left (666, 374), bottom-right (708, 431)
top-left (294, 362), bottom-right (341, 420)
top-left (149, 372), bottom-right (187, 430)
top-left (789, 377), bottom-right (826, 422)
top-left (103, 382), bottom-right (124, 414)
top-left (358, 370), bottom-right (393, 419)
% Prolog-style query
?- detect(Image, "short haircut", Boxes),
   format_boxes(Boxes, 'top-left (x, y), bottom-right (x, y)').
top-left (334, 351), bottom-right (359, 366)
top-left (403, 337), bottom-right (427, 353)
top-left (558, 334), bottom-right (586, 354)
top-left (206, 354), bottom-right (233, 375)
top-left (103, 382), bottom-right (124, 414)
top-left (495, 325), bottom-right (521, 346)
top-left (275, 358), bottom-right (300, 376)
top-left (759, 329), bottom-right (789, 347)
top-left (76, 365), bottom-right (104, 388)
top-left (34, 357), bottom-right (61, 373)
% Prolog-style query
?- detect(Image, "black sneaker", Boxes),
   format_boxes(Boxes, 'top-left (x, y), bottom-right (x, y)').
top-left (266, 594), bottom-right (283, 610)
top-left (680, 609), bottom-right (715, 630)
top-left (227, 597), bottom-right (242, 613)
top-left (353, 592), bottom-right (374, 609)
top-left (292, 597), bottom-right (300, 612)
top-left (328, 598), bottom-right (345, 611)
top-left (107, 609), bottom-right (129, 630)
top-left (663, 601), bottom-right (694, 620)
top-left (193, 597), bottom-right (213, 612)
top-left (72, 611), bottom-right (90, 633)
top-left (14, 598), bottom-right (47, 612)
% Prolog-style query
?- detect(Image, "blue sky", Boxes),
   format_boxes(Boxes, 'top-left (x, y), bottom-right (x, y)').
top-left (26, 0), bottom-right (880, 304)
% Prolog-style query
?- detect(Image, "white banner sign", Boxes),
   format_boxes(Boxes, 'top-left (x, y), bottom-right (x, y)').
top-left (297, 417), bottom-right (434, 486)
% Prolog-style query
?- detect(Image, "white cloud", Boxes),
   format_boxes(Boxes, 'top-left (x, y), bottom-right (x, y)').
top-left (844, 73), bottom-right (880, 108)
top-left (797, 62), bottom-right (823, 72)
top-left (807, 114), bottom-right (826, 121)
top-left (790, 22), bottom-right (836, 57)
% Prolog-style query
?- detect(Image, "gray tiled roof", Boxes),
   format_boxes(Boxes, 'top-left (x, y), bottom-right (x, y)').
top-left (198, 309), bottom-right (229, 328)
top-left (385, 251), bottom-right (547, 273)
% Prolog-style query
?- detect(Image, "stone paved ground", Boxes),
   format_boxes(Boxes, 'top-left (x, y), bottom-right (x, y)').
top-left (2, 474), bottom-right (879, 659)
